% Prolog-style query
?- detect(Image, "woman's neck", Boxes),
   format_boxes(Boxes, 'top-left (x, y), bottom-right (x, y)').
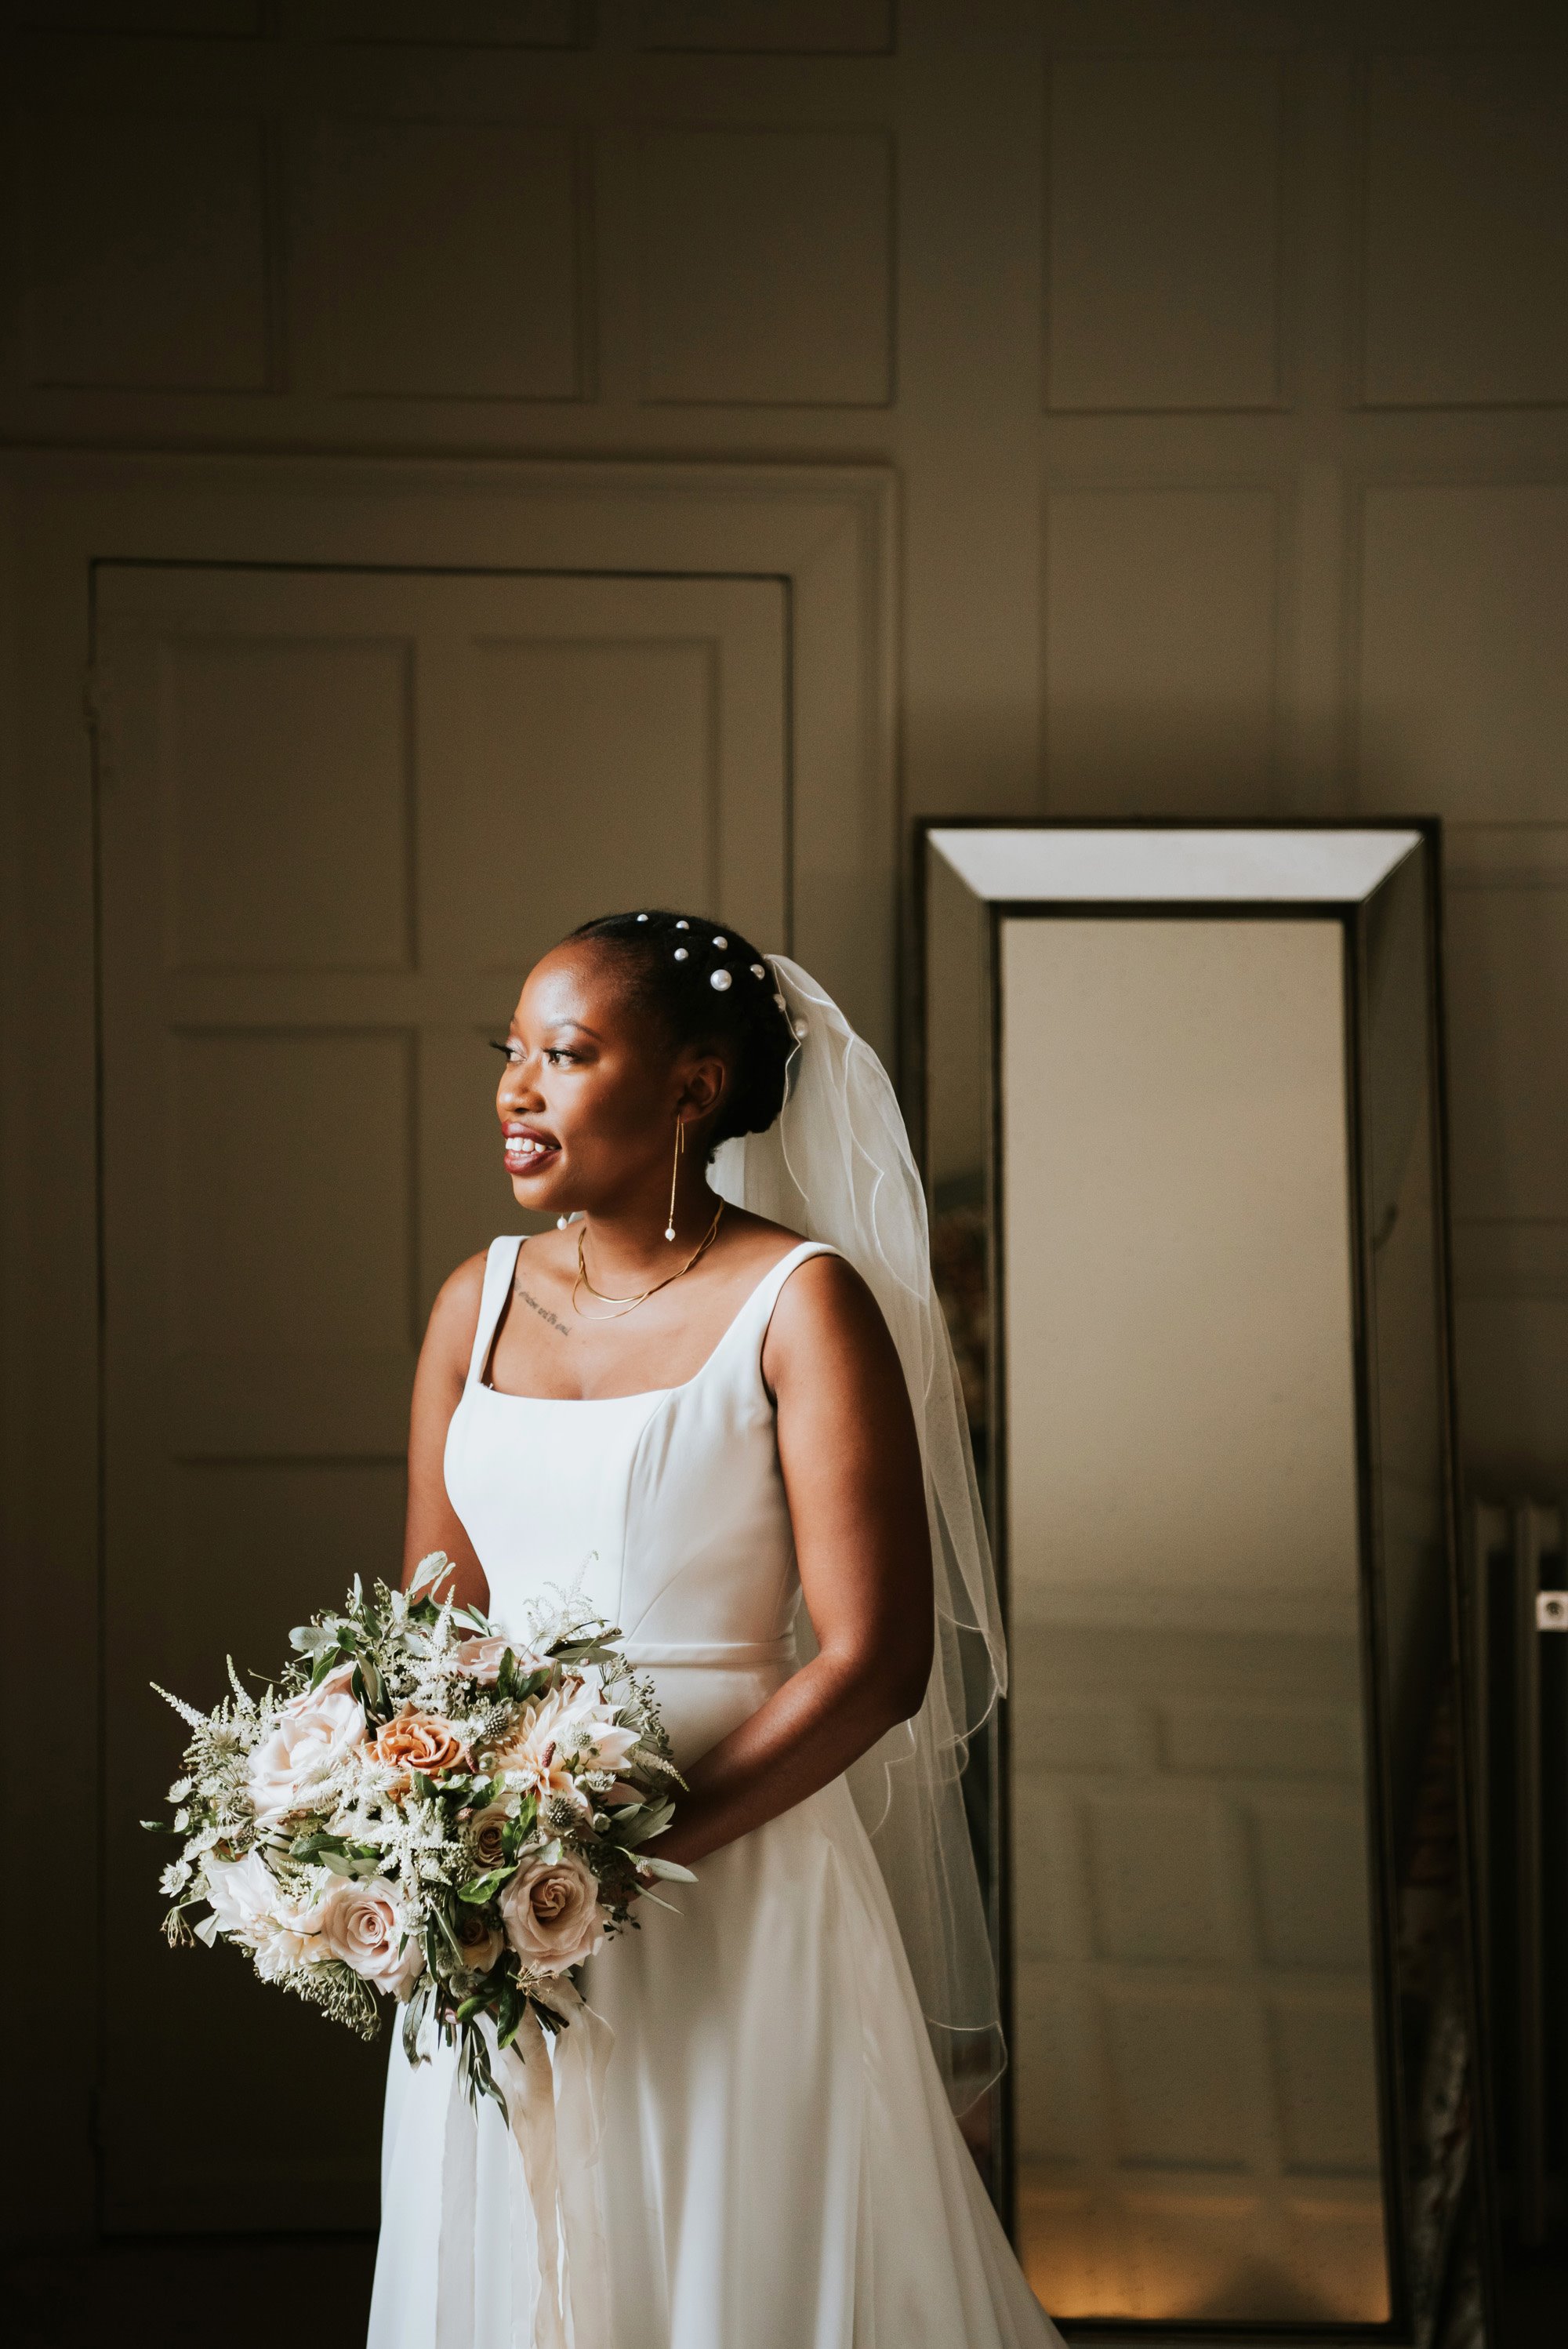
top-left (579, 1168), bottom-right (721, 1280)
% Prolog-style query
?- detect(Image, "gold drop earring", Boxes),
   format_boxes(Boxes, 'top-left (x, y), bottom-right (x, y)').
top-left (665, 1116), bottom-right (684, 1243)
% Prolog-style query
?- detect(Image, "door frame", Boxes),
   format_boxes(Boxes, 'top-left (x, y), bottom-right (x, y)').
top-left (0, 452), bottom-right (895, 2243)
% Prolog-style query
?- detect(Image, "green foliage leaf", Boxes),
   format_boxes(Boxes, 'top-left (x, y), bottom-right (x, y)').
top-left (401, 1973), bottom-right (434, 2068)
top-left (612, 1799), bottom-right (676, 1849)
top-left (457, 1869), bottom-right (513, 1905)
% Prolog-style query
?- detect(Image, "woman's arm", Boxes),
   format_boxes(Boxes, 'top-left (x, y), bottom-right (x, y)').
top-left (653, 1253), bottom-right (934, 1871)
top-left (401, 1254), bottom-right (491, 1614)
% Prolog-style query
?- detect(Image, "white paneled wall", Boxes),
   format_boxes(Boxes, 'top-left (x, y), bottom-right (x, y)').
top-left (3, 0), bottom-right (1566, 2242)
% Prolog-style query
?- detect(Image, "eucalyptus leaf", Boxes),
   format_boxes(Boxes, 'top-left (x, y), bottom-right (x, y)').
top-left (635, 1853), bottom-right (697, 1882)
top-left (613, 1801), bottom-right (676, 1849)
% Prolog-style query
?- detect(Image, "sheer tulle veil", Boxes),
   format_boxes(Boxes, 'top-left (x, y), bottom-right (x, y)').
top-left (710, 955), bottom-right (1007, 2111)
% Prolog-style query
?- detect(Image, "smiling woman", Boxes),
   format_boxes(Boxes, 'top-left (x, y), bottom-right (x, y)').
top-left (368, 913), bottom-right (1059, 2349)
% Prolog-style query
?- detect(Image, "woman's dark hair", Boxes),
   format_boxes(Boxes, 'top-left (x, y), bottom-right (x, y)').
top-left (570, 909), bottom-right (794, 1151)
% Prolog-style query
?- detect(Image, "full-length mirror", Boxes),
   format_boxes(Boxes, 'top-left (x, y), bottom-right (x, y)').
top-left (919, 822), bottom-right (1492, 2345)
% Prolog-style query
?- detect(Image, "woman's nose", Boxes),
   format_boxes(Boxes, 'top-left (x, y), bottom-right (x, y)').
top-left (498, 1055), bottom-right (542, 1109)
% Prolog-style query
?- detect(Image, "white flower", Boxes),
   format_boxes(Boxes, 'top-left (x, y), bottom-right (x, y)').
top-left (159, 1857), bottom-right (192, 1897)
top-left (252, 1885), bottom-right (332, 1980)
top-left (488, 1686), bottom-right (639, 1808)
top-left (318, 1876), bottom-right (424, 1999)
top-left (499, 1852), bottom-right (604, 1975)
top-left (202, 1852), bottom-right (329, 1976)
top-left (203, 1850), bottom-right (285, 1947)
top-left (247, 1690), bottom-right (366, 1824)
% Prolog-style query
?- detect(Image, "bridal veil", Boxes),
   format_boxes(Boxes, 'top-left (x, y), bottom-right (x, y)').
top-left (711, 955), bottom-right (1007, 2111)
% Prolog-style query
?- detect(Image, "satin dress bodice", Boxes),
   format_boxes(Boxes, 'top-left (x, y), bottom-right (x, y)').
top-left (441, 1236), bottom-right (832, 1766)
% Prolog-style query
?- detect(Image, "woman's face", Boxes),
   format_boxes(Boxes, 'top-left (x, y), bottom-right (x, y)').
top-left (493, 942), bottom-right (720, 1216)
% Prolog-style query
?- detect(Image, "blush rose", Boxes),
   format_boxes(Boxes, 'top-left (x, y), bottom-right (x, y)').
top-left (452, 1634), bottom-right (541, 1686)
top-left (499, 1853), bottom-right (605, 1975)
top-left (318, 1877), bottom-right (424, 1998)
top-left (454, 1905), bottom-right (504, 1975)
top-left (467, 1804), bottom-right (513, 1870)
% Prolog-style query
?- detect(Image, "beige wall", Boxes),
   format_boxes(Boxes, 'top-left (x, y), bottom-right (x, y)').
top-left (2, 0), bottom-right (1566, 2239)
top-left (4, 0), bottom-right (1563, 1493)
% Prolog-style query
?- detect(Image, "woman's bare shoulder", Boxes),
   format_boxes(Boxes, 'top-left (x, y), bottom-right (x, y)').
top-left (421, 1247), bottom-right (492, 1371)
top-left (763, 1244), bottom-right (884, 1364)
top-left (717, 1204), bottom-right (811, 1267)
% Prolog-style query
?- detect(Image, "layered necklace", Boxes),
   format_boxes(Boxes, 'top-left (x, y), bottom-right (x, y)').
top-left (572, 1200), bottom-right (725, 1321)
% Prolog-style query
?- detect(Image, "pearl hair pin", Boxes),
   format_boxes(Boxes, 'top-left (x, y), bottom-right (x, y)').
top-left (675, 919), bottom-right (689, 929)
top-left (712, 935), bottom-right (728, 949)
top-left (710, 969), bottom-right (732, 991)
top-left (750, 963), bottom-right (766, 978)
top-left (636, 913), bottom-right (648, 922)
top-left (673, 947), bottom-right (688, 961)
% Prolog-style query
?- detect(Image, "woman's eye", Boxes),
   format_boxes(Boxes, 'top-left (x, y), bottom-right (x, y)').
top-left (488, 1040), bottom-right (526, 1066)
top-left (544, 1047), bottom-right (575, 1067)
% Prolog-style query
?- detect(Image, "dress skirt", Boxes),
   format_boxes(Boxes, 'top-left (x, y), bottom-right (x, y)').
top-left (368, 1775), bottom-right (1059, 2349)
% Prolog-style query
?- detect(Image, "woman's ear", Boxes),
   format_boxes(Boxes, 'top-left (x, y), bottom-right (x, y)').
top-left (678, 1051), bottom-right (728, 1125)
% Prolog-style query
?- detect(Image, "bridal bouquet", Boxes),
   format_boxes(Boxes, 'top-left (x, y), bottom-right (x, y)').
top-left (147, 1553), bottom-right (691, 2115)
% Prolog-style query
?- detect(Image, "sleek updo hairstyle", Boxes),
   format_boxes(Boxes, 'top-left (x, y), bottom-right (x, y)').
top-left (571, 909), bottom-right (797, 1152)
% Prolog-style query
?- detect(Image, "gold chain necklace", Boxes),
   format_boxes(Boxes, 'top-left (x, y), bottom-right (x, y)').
top-left (572, 1200), bottom-right (725, 1321)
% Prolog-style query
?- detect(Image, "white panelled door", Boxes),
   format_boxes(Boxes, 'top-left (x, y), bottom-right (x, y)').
top-left (95, 562), bottom-right (787, 2230)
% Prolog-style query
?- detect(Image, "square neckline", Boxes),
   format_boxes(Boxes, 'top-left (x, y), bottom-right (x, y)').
top-left (475, 1234), bottom-right (824, 1406)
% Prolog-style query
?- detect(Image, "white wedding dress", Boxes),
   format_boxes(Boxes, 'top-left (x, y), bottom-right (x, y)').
top-left (368, 1234), bottom-right (1062, 2349)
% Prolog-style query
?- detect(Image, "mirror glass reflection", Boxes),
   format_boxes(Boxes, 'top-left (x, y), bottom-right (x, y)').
top-left (1002, 917), bottom-right (1383, 2322)
top-left (920, 824), bottom-right (1489, 2344)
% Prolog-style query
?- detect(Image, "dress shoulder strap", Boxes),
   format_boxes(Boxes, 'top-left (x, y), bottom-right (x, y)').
top-left (466, 1236), bottom-right (524, 1385)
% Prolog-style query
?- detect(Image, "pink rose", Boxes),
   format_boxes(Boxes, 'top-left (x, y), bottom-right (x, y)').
top-left (454, 1906), bottom-right (504, 1974)
top-left (281, 1659), bottom-right (358, 1712)
top-left (467, 1804), bottom-right (513, 1868)
top-left (499, 1853), bottom-right (604, 1975)
top-left (318, 1877), bottom-right (424, 1998)
top-left (452, 1634), bottom-right (540, 1686)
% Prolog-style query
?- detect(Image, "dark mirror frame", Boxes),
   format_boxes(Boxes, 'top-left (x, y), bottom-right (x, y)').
top-left (912, 816), bottom-right (1498, 2349)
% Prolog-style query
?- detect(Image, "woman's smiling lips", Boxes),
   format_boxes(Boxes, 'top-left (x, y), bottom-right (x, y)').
top-left (503, 1122), bottom-right (561, 1176)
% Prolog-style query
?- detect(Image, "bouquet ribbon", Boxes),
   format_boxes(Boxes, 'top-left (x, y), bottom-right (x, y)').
top-left (437, 1983), bottom-right (614, 2349)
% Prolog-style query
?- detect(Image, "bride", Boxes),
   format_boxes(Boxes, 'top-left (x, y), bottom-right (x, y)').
top-left (368, 909), bottom-right (1062, 2349)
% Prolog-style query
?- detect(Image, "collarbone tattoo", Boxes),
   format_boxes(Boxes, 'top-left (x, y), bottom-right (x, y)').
top-left (515, 1280), bottom-right (572, 1339)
